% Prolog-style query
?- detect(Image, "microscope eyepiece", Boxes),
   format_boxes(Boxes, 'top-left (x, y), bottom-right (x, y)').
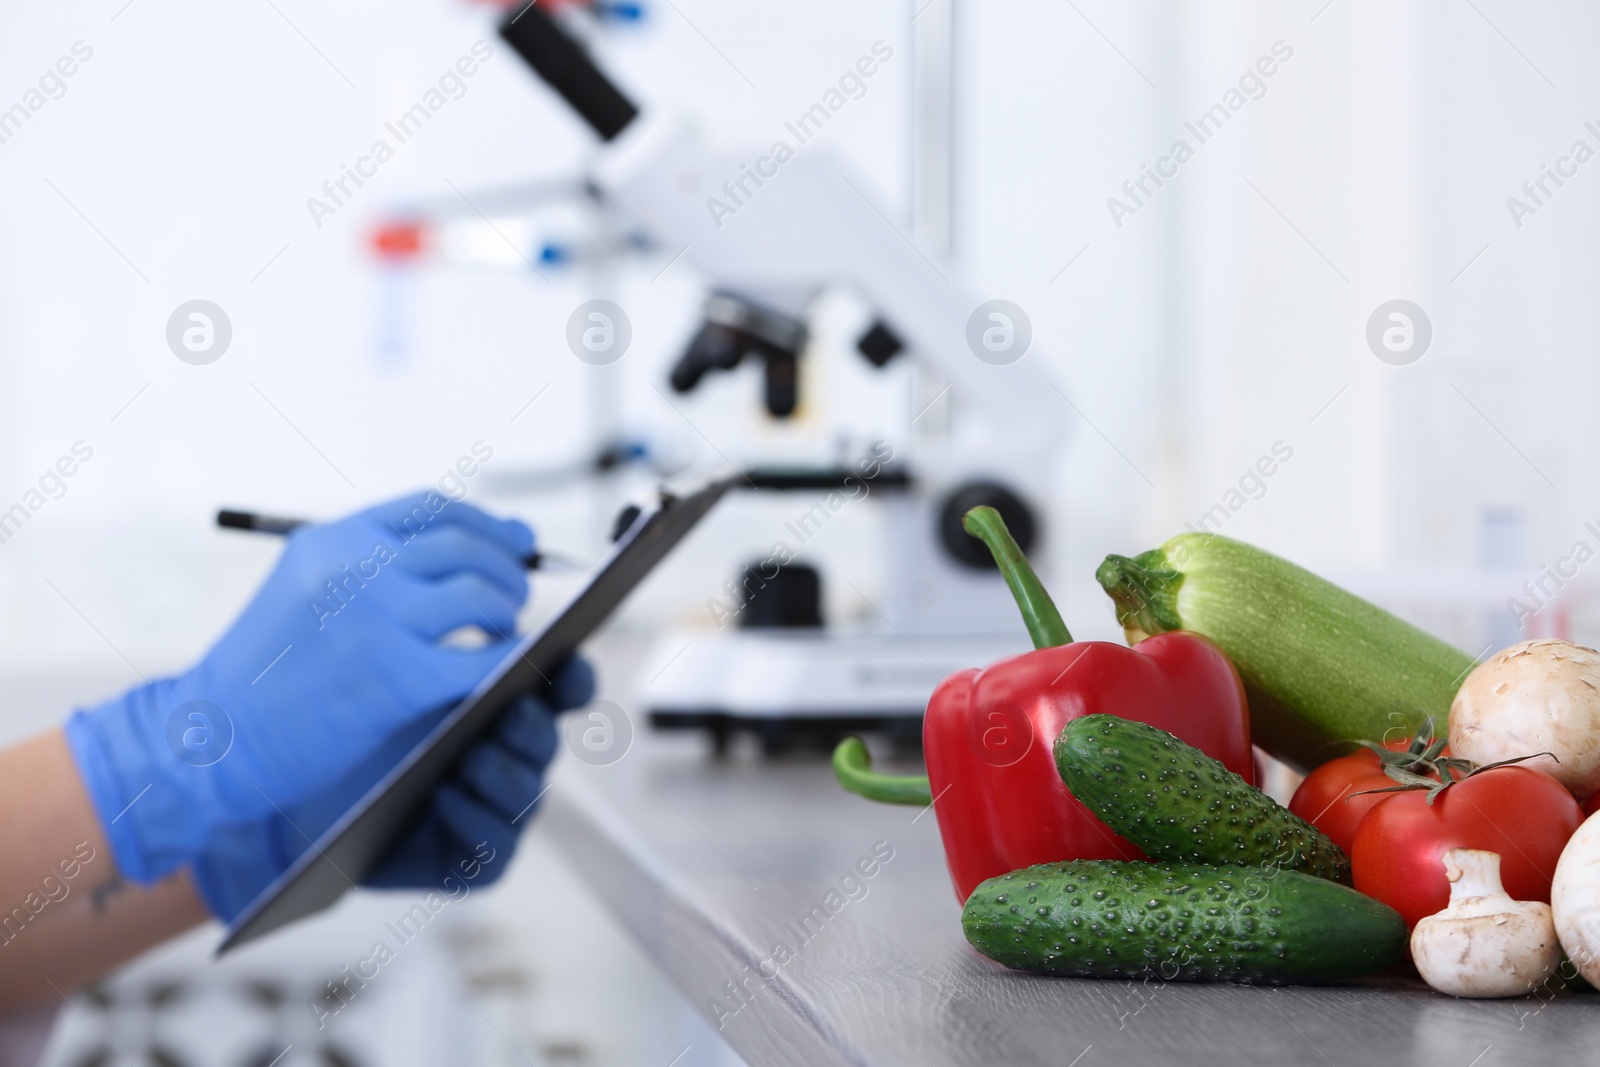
top-left (499, 3), bottom-right (639, 141)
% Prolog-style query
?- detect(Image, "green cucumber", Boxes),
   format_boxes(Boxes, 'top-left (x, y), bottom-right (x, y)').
top-left (1054, 715), bottom-right (1350, 884)
top-left (1096, 533), bottom-right (1476, 771)
top-left (962, 860), bottom-right (1406, 984)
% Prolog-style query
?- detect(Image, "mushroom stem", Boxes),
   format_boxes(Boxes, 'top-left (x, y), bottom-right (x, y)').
top-left (1443, 849), bottom-right (1506, 908)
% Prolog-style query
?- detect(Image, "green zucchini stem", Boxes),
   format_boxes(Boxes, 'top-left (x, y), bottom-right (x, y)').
top-left (1095, 549), bottom-right (1185, 642)
top-left (832, 737), bottom-right (932, 806)
top-left (962, 505), bottom-right (1072, 648)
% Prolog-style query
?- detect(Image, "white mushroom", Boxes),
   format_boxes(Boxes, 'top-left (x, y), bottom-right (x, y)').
top-left (1411, 849), bottom-right (1562, 998)
top-left (1449, 638), bottom-right (1600, 800)
top-left (1553, 811), bottom-right (1600, 987)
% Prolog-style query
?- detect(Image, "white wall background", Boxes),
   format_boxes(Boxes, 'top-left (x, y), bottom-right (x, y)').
top-left (1157, 1), bottom-right (1600, 654)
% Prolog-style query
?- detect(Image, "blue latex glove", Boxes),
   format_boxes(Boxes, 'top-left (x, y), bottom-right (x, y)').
top-left (66, 491), bottom-right (540, 885)
top-left (191, 658), bottom-right (594, 922)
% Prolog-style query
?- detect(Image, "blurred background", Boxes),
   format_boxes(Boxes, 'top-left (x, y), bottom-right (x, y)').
top-left (0, 0), bottom-right (1595, 1063)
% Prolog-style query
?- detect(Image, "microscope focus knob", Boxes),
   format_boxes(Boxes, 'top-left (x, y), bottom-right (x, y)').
top-left (938, 482), bottom-right (1037, 570)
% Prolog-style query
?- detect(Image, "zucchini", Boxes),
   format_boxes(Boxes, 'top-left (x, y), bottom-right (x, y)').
top-left (1054, 715), bottom-right (1349, 883)
top-left (1096, 533), bottom-right (1475, 771)
top-left (962, 860), bottom-right (1406, 984)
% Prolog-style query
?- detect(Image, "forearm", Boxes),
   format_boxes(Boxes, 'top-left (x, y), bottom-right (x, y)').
top-left (0, 730), bottom-right (208, 1009)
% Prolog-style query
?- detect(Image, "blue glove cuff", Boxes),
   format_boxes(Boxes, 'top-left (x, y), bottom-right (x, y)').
top-left (64, 678), bottom-right (257, 885)
top-left (63, 708), bottom-right (153, 884)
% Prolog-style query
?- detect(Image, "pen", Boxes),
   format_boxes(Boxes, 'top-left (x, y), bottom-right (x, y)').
top-left (215, 509), bottom-right (571, 571)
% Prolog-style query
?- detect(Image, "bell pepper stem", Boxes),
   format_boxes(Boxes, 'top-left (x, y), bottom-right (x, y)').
top-left (832, 737), bottom-right (932, 806)
top-left (962, 506), bottom-right (1072, 649)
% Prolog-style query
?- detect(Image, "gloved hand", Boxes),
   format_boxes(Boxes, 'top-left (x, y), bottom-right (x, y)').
top-left (66, 491), bottom-right (539, 885)
top-left (191, 658), bottom-right (594, 922)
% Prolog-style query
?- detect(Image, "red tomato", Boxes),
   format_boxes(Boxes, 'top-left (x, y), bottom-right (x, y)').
top-left (1586, 790), bottom-right (1600, 818)
top-left (1289, 741), bottom-right (1444, 855)
top-left (1290, 749), bottom-right (1396, 854)
top-left (1351, 766), bottom-right (1583, 928)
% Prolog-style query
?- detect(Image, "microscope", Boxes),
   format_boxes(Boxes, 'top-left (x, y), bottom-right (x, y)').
top-left (490, 3), bottom-right (1066, 750)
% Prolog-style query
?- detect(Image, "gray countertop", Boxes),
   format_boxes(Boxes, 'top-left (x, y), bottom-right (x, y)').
top-left (542, 730), bottom-right (1600, 1067)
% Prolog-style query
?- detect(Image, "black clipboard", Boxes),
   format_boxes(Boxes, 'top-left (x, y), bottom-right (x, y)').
top-left (218, 476), bottom-right (734, 953)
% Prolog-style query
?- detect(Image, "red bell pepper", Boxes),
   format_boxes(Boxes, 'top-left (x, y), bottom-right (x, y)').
top-left (835, 507), bottom-right (1255, 902)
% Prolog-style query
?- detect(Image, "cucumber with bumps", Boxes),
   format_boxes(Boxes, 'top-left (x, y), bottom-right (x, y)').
top-left (962, 860), bottom-right (1406, 984)
top-left (1096, 533), bottom-right (1475, 771)
top-left (1055, 715), bottom-right (1350, 884)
